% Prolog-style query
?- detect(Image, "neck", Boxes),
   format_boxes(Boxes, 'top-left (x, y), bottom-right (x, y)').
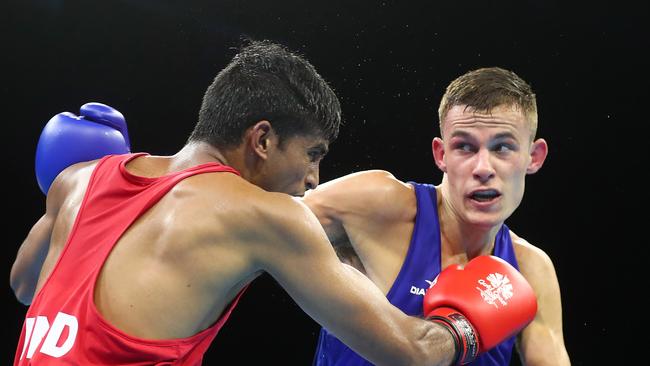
top-left (170, 141), bottom-right (230, 169)
top-left (172, 141), bottom-right (259, 182)
top-left (436, 183), bottom-right (500, 260)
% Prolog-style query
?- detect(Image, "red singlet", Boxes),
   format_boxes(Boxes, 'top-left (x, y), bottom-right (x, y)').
top-left (15, 153), bottom-right (246, 365)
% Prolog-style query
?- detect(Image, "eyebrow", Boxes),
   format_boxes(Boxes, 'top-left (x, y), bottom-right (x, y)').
top-left (450, 131), bottom-right (517, 140)
top-left (311, 143), bottom-right (329, 155)
top-left (450, 131), bottom-right (471, 139)
top-left (492, 132), bottom-right (517, 140)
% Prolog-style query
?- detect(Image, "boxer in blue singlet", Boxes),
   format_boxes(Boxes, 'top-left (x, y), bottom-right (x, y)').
top-left (304, 67), bottom-right (571, 365)
top-left (314, 183), bottom-right (519, 365)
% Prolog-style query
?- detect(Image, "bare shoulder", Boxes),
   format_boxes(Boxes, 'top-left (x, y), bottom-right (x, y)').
top-left (250, 190), bottom-right (325, 246)
top-left (305, 169), bottom-right (415, 221)
top-left (47, 160), bottom-right (99, 209)
top-left (226, 184), bottom-right (331, 270)
top-left (322, 169), bottom-right (412, 197)
top-left (191, 173), bottom-right (322, 248)
top-left (510, 231), bottom-right (558, 289)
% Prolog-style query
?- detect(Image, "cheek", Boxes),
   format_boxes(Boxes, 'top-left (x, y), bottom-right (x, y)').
top-left (508, 182), bottom-right (526, 211)
top-left (445, 158), bottom-right (472, 180)
top-left (503, 170), bottom-right (527, 202)
top-left (506, 160), bottom-right (529, 180)
top-left (284, 161), bottom-right (308, 183)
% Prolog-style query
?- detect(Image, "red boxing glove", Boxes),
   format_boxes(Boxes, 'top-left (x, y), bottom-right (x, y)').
top-left (423, 255), bottom-right (537, 365)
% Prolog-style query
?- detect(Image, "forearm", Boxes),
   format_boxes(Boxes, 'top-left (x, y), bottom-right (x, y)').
top-left (340, 296), bottom-right (456, 366)
top-left (336, 264), bottom-right (457, 366)
top-left (263, 198), bottom-right (456, 365)
top-left (351, 314), bottom-right (457, 366)
top-left (277, 261), bottom-right (456, 366)
top-left (406, 317), bottom-right (457, 366)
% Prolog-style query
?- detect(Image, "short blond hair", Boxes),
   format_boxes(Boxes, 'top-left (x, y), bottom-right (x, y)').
top-left (438, 67), bottom-right (538, 139)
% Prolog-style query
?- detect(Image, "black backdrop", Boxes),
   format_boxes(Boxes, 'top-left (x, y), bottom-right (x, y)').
top-left (4, 0), bottom-right (646, 364)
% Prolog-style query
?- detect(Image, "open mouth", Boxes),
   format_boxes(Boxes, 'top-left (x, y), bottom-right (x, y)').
top-left (469, 189), bottom-right (501, 202)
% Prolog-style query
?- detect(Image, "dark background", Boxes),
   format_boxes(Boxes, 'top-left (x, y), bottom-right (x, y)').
top-left (3, 0), bottom-right (646, 364)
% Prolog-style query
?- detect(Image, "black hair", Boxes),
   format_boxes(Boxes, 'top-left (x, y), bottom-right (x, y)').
top-left (189, 40), bottom-right (341, 148)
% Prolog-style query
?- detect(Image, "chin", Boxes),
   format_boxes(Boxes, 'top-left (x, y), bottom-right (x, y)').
top-left (290, 187), bottom-right (306, 197)
top-left (465, 212), bottom-right (505, 229)
top-left (284, 189), bottom-right (304, 197)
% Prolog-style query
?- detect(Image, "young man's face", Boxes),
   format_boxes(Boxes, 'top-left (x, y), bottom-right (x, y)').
top-left (260, 134), bottom-right (329, 197)
top-left (432, 104), bottom-right (547, 228)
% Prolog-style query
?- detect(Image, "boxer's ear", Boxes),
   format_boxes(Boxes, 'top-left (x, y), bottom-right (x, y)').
top-left (432, 137), bottom-right (447, 173)
top-left (248, 120), bottom-right (275, 161)
top-left (527, 138), bottom-right (548, 174)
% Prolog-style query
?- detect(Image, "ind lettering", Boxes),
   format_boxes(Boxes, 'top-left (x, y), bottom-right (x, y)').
top-left (40, 312), bottom-right (78, 357)
top-left (20, 312), bottom-right (79, 360)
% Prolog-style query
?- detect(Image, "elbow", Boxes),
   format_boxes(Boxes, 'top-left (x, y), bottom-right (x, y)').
top-left (10, 269), bottom-right (34, 305)
top-left (11, 281), bottom-right (34, 305)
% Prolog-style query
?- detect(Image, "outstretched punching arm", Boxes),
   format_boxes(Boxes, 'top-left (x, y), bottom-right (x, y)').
top-left (249, 191), bottom-right (455, 366)
top-left (248, 190), bottom-right (538, 365)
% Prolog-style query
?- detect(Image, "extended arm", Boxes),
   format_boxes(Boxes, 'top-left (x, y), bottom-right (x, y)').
top-left (252, 192), bottom-right (456, 366)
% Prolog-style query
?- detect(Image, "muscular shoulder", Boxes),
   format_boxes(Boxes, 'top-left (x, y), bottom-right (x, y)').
top-left (47, 160), bottom-right (98, 212)
top-left (510, 231), bottom-right (559, 294)
top-left (222, 183), bottom-right (330, 269)
top-left (305, 170), bottom-right (415, 222)
top-left (182, 173), bottom-right (321, 248)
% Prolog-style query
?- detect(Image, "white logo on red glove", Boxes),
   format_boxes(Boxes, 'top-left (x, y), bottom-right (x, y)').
top-left (475, 272), bottom-right (513, 308)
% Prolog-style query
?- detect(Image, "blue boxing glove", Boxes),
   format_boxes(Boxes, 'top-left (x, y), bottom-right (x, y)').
top-left (35, 102), bottom-right (131, 194)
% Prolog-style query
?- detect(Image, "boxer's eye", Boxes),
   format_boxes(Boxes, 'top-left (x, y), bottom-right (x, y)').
top-left (307, 145), bottom-right (328, 162)
top-left (453, 142), bottom-right (476, 153)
